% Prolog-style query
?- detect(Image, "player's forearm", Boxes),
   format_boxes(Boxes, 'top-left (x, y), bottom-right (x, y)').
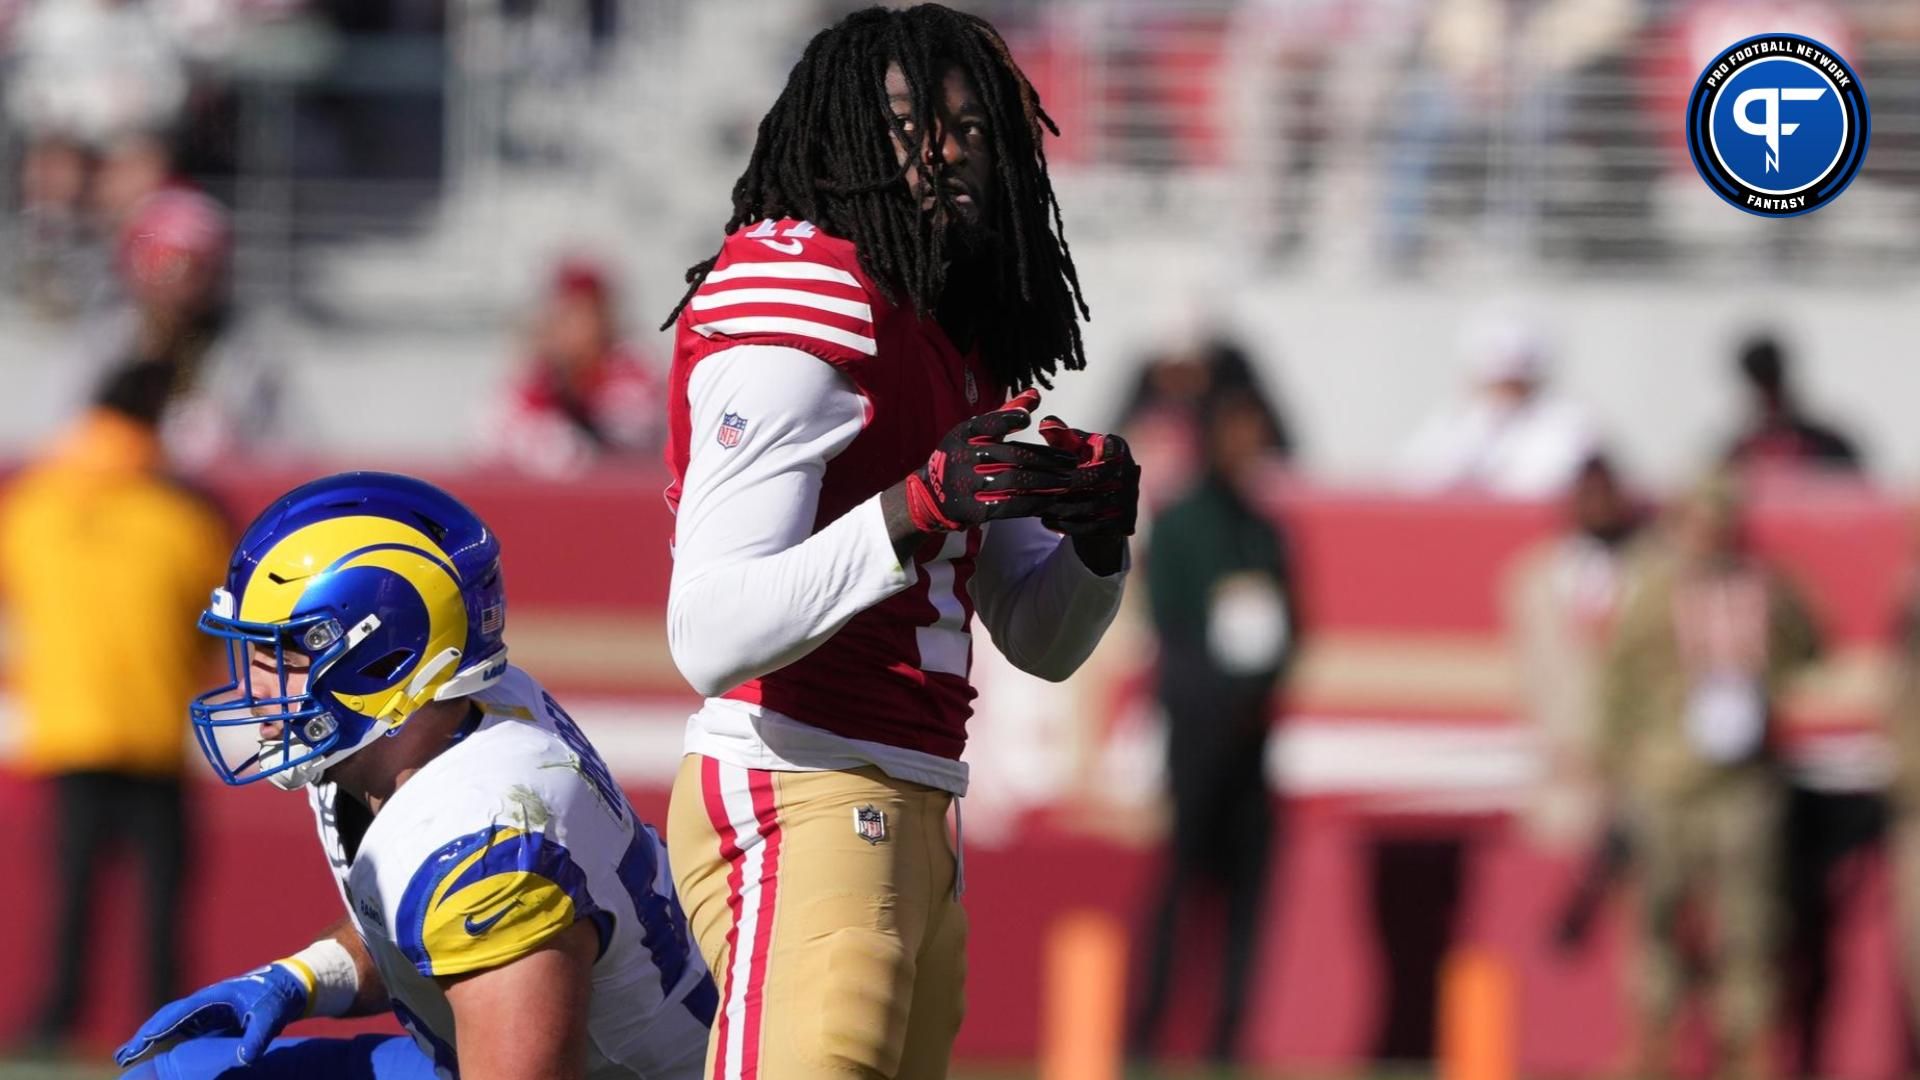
top-left (291, 920), bottom-right (389, 1017)
top-left (668, 492), bottom-right (916, 696)
top-left (978, 531), bottom-right (1128, 681)
top-left (332, 923), bottom-right (392, 1017)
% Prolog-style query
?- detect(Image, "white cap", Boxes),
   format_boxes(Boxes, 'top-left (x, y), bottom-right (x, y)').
top-left (1465, 310), bottom-right (1550, 385)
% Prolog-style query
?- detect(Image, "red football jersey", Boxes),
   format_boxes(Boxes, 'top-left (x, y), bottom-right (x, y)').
top-left (667, 218), bottom-right (1000, 760)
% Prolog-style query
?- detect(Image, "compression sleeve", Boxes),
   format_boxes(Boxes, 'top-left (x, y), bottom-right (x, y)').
top-left (968, 516), bottom-right (1128, 682)
top-left (666, 345), bottom-right (914, 697)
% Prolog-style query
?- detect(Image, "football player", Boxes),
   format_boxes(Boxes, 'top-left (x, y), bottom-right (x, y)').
top-left (659, 5), bottom-right (1138, 1078)
top-left (115, 473), bottom-right (714, 1080)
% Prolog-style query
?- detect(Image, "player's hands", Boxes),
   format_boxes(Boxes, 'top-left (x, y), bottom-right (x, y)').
top-left (114, 963), bottom-right (309, 1068)
top-left (903, 388), bottom-right (1077, 533)
top-left (1035, 416), bottom-right (1142, 538)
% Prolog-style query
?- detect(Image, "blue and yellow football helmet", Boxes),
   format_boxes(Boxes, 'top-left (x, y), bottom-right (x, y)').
top-left (190, 473), bottom-right (509, 789)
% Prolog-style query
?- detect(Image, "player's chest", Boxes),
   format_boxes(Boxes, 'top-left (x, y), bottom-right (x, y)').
top-left (310, 786), bottom-right (403, 942)
top-left (860, 318), bottom-right (996, 460)
top-left (342, 862), bottom-right (396, 943)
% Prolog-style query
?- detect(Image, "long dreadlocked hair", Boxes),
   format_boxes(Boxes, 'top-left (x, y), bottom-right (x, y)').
top-left (662, 3), bottom-right (1088, 391)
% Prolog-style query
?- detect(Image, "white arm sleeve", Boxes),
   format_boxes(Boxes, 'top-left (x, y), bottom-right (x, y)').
top-left (667, 345), bottom-right (915, 697)
top-left (968, 517), bottom-right (1129, 682)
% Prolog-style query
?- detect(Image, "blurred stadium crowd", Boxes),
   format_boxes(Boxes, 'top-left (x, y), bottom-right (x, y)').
top-left (2, 0), bottom-right (1919, 469)
top-left (5, 0), bottom-right (1920, 1077)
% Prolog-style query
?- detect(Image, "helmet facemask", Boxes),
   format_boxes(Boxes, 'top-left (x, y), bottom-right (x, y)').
top-left (191, 588), bottom-right (394, 789)
top-left (191, 596), bottom-right (503, 790)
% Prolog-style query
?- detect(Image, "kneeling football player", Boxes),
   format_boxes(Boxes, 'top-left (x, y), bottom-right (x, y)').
top-left (116, 473), bottom-right (714, 1080)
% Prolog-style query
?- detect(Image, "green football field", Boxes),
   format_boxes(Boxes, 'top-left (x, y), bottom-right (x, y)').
top-left (0, 1061), bottom-right (1375, 1080)
top-left (0, 1065), bottom-right (1044, 1080)
top-left (0, 1060), bottom-right (1471, 1080)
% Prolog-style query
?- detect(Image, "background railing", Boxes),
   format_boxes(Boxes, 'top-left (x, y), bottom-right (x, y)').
top-left (3, 0), bottom-right (1917, 469)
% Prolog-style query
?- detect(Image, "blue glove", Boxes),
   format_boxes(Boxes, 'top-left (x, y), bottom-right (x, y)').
top-left (114, 963), bottom-right (310, 1068)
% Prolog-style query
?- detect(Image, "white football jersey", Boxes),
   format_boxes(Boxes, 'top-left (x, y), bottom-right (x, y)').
top-left (306, 666), bottom-right (714, 1079)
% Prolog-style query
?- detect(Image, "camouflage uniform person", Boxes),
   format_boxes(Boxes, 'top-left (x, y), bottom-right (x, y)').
top-left (1600, 475), bottom-right (1821, 1080)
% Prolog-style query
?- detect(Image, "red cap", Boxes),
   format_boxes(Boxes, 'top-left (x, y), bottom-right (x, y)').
top-left (120, 188), bottom-right (231, 288)
top-left (550, 256), bottom-right (611, 305)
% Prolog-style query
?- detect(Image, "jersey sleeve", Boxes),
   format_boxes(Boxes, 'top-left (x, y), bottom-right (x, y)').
top-left (680, 221), bottom-right (877, 368)
top-left (666, 344), bottom-right (914, 697)
top-left (969, 516), bottom-right (1129, 681)
top-left (392, 821), bottom-right (606, 978)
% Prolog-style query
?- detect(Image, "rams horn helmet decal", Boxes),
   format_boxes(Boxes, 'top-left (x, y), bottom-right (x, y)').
top-left (190, 473), bottom-right (509, 789)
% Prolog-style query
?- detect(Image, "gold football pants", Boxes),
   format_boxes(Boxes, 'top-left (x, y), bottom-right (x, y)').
top-left (668, 755), bottom-right (966, 1079)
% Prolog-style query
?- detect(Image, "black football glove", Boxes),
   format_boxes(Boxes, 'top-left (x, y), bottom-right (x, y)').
top-left (904, 389), bottom-right (1079, 533)
top-left (1034, 416), bottom-right (1141, 538)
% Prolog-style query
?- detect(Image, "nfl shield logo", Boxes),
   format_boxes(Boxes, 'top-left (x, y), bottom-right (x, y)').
top-left (716, 412), bottom-right (748, 449)
top-left (964, 369), bottom-right (978, 405)
top-left (854, 805), bottom-right (887, 845)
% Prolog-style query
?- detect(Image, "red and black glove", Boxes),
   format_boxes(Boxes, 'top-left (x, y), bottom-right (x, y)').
top-left (1034, 416), bottom-right (1142, 537)
top-left (904, 389), bottom-right (1078, 533)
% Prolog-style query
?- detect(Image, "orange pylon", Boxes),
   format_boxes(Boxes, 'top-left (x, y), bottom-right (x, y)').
top-left (1040, 911), bottom-right (1128, 1080)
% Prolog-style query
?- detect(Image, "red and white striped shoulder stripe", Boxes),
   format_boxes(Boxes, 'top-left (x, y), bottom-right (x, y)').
top-left (688, 222), bottom-right (877, 357)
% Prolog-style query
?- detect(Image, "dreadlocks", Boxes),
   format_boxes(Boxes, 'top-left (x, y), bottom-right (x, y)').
top-left (663, 4), bottom-right (1088, 392)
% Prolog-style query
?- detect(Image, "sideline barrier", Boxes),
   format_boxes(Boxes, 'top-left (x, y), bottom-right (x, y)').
top-left (1, 466), bottom-right (1910, 1072)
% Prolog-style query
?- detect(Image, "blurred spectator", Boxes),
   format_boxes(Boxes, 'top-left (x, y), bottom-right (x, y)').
top-left (1397, 314), bottom-right (1598, 498)
top-left (1779, 757), bottom-right (1885, 1079)
top-left (0, 361), bottom-right (229, 1050)
top-left (1599, 472), bottom-right (1822, 1080)
top-left (14, 130), bottom-right (94, 316)
top-left (1888, 526), bottom-right (1920, 1059)
top-left (1724, 334), bottom-right (1864, 475)
top-left (1226, 0), bottom-right (1428, 263)
top-left (1747, 333), bottom-right (1881, 1074)
top-left (1129, 385), bottom-right (1297, 1066)
top-left (93, 130), bottom-right (181, 236)
top-left (19, 130), bottom-right (188, 316)
top-left (78, 187), bottom-right (291, 470)
top-left (6, 0), bottom-right (188, 315)
top-left (4, 0), bottom-right (186, 143)
top-left (1118, 335), bottom-right (1293, 504)
top-left (1382, 0), bottom-right (1639, 264)
top-left (486, 257), bottom-right (664, 477)
top-left (1505, 453), bottom-right (1645, 851)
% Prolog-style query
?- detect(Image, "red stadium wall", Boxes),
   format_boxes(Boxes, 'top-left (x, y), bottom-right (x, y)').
top-left (1, 467), bottom-right (1913, 1073)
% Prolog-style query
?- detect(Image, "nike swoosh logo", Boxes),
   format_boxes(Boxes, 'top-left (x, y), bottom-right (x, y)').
top-left (464, 900), bottom-right (522, 936)
top-left (757, 238), bottom-right (804, 255)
